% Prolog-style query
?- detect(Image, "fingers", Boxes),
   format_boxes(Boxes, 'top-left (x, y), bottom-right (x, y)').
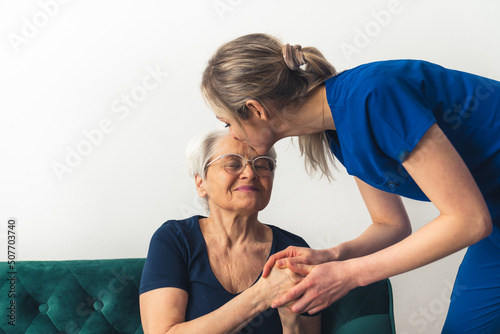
top-left (275, 258), bottom-right (287, 268)
top-left (308, 305), bottom-right (327, 315)
top-left (286, 262), bottom-right (314, 276)
top-left (263, 246), bottom-right (316, 277)
top-left (262, 256), bottom-right (276, 278)
top-left (271, 280), bottom-right (307, 309)
top-left (262, 247), bottom-right (294, 277)
top-left (285, 289), bottom-right (325, 315)
top-left (275, 257), bottom-right (312, 274)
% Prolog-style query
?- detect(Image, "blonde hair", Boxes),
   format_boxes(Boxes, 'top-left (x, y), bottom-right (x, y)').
top-left (201, 33), bottom-right (337, 180)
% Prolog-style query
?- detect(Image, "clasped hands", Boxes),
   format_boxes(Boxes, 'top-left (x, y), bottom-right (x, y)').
top-left (260, 246), bottom-right (358, 315)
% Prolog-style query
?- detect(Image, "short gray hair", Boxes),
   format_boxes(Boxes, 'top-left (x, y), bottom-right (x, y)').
top-left (185, 129), bottom-right (277, 212)
top-left (186, 129), bottom-right (227, 181)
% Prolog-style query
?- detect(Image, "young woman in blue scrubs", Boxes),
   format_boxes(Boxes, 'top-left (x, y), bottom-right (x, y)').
top-left (201, 33), bottom-right (500, 333)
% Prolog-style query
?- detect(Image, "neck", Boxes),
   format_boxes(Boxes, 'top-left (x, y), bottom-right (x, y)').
top-left (275, 85), bottom-right (335, 139)
top-left (202, 210), bottom-right (265, 248)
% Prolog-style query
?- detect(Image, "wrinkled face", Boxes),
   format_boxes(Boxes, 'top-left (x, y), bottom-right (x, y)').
top-left (216, 115), bottom-right (276, 156)
top-left (199, 135), bottom-right (274, 215)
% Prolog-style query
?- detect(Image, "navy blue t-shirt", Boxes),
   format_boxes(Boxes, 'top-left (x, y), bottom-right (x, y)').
top-left (140, 215), bottom-right (310, 334)
top-left (325, 59), bottom-right (500, 226)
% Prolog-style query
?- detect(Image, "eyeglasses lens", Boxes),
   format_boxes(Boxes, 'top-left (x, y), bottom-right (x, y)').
top-left (221, 155), bottom-right (275, 177)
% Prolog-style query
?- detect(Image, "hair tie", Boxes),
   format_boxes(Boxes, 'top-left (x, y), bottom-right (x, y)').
top-left (282, 43), bottom-right (307, 71)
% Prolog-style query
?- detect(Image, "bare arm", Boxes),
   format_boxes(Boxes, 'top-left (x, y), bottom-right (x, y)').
top-left (270, 123), bottom-right (492, 314)
top-left (140, 266), bottom-right (320, 334)
top-left (262, 167), bottom-right (412, 274)
top-left (140, 286), bottom-right (267, 334)
top-left (278, 306), bottom-right (321, 334)
top-left (350, 123), bottom-right (492, 286)
top-left (262, 176), bottom-right (411, 275)
top-left (332, 177), bottom-right (412, 261)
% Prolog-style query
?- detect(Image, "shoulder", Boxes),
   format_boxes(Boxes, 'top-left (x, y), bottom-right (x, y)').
top-left (332, 59), bottom-right (441, 90)
top-left (350, 59), bottom-right (440, 76)
top-left (335, 59), bottom-right (446, 115)
top-left (152, 215), bottom-right (204, 244)
top-left (326, 60), bottom-right (432, 105)
top-left (145, 215), bottom-right (206, 267)
top-left (267, 224), bottom-right (310, 249)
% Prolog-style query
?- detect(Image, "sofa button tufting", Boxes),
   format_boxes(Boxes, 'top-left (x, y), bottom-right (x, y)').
top-left (93, 300), bottom-right (104, 311)
top-left (39, 304), bottom-right (49, 314)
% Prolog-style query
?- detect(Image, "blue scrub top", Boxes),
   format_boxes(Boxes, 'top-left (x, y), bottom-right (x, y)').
top-left (325, 59), bottom-right (500, 226)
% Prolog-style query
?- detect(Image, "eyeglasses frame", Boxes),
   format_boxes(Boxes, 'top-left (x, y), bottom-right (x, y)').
top-left (205, 153), bottom-right (277, 177)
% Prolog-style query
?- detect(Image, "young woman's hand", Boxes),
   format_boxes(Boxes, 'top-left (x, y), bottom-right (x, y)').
top-left (262, 246), bottom-right (336, 278)
top-left (271, 260), bottom-right (358, 315)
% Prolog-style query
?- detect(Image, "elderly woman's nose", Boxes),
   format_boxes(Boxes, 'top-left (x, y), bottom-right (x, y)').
top-left (239, 163), bottom-right (256, 178)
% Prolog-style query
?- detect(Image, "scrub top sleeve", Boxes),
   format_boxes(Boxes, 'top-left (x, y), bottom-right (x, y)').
top-left (366, 75), bottom-right (437, 163)
top-left (139, 222), bottom-right (189, 294)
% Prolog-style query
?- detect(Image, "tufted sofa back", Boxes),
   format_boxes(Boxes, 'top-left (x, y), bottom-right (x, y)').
top-left (1, 258), bottom-right (395, 334)
top-left (0, 258), bottom-right (144, 334)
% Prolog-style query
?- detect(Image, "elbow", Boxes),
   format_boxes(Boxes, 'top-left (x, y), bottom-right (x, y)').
top-left (394, 220), bottom-right (412, 243)
top-left (469, 213), bottom-right (493, 244)
top-left (479, 215), bottom-right (493, 240)
top-left (401, 222), bottom-right (412, 239)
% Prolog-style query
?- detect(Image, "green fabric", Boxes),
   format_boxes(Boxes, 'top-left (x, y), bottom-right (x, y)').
top-left (335, 315), bottom-right (393, 334)
top-left (0, 259), bottom-right (144, 334)
top-left (1, 259), bottom-right (394, 334)
top-left (321, 279), bottom-right (396, 334)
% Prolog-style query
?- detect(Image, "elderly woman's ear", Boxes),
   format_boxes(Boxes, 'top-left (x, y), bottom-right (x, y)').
top-left (195, 175), bottom-right (208, 198)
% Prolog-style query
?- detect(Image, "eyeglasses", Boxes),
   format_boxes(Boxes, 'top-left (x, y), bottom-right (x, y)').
top-left (205, 153), bottom-right (276, 177)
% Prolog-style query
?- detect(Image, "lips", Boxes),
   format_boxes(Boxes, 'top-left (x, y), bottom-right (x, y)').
top-left (234, 185), bottom-right (260, 191)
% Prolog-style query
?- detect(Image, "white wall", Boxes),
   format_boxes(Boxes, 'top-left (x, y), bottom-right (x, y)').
top-left (2, 0), bottom-right (499, 333)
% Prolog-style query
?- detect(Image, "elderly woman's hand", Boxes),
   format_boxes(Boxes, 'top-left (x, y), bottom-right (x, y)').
top-left (261, 266), bottom-right (322, 334)
top-left (277, 305), bottom-right (302, 331)
top-left (255, 265), bottom-right (304, 308)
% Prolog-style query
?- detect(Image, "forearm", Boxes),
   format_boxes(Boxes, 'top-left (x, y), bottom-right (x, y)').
top-left (281, 316), bottom-right (304, 334)
top-left (281, 315), bottom-right (320, 334)
top-left (278, 310), bottom-right (308, 334)
top-left (164, 287), bottom-right (268, 334)
top-left (331, 220), bottom-right (411, 261)
top-left (350, 213), bottom-right (490, 287)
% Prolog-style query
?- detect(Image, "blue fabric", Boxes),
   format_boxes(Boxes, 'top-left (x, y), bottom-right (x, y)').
top-left (325, 59), bottom-right (500, 227)
top-left (442, 226), bottom-right (500, 334)
top-left (324, 59), bottom-right (500, 332)
top-left (140, 215), bottom-right (310, 334)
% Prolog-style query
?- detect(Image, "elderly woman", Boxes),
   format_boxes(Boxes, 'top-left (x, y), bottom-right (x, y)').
top-left (139, 130), bottom-right (321, 334)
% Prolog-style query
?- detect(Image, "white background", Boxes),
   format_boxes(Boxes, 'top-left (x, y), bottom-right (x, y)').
top-left (2, 0), bottom-right (500, 333)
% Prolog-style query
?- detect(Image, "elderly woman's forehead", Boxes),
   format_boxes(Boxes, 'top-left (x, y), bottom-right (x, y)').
top-left (215, 136), bottom-right (261, 157)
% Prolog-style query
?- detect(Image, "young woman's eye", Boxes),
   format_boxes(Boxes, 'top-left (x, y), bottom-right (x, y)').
top-left (224, 123), bottom-right (230, 128)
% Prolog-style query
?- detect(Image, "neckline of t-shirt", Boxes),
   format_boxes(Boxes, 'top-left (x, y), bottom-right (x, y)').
top-left (195, 216), bottom-right (276, 296)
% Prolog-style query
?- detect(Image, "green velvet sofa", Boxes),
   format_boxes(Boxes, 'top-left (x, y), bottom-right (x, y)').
top-left (0, 259), bottom-right (395, 334)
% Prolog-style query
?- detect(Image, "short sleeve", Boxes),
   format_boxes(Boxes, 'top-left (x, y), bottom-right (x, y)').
top-left (361, 74), bottom-right (436, 163)
top-left (268, 225), bottom-right (310, 253)
top-left (328, 64), bottom-right (438, 195)
top-left (295, 236), bottom-right (309, 249)
top-left (139, 221), bottom-right (189, 294)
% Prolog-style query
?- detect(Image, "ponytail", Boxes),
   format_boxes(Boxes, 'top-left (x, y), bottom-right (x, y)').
top-left (202, 33), bottom-right (337, 180)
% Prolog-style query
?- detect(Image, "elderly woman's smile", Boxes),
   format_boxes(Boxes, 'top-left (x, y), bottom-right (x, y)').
top-left (234, 185), bottom-right (260, 192)
top-left (200, 135), bottom-right (275, 214)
